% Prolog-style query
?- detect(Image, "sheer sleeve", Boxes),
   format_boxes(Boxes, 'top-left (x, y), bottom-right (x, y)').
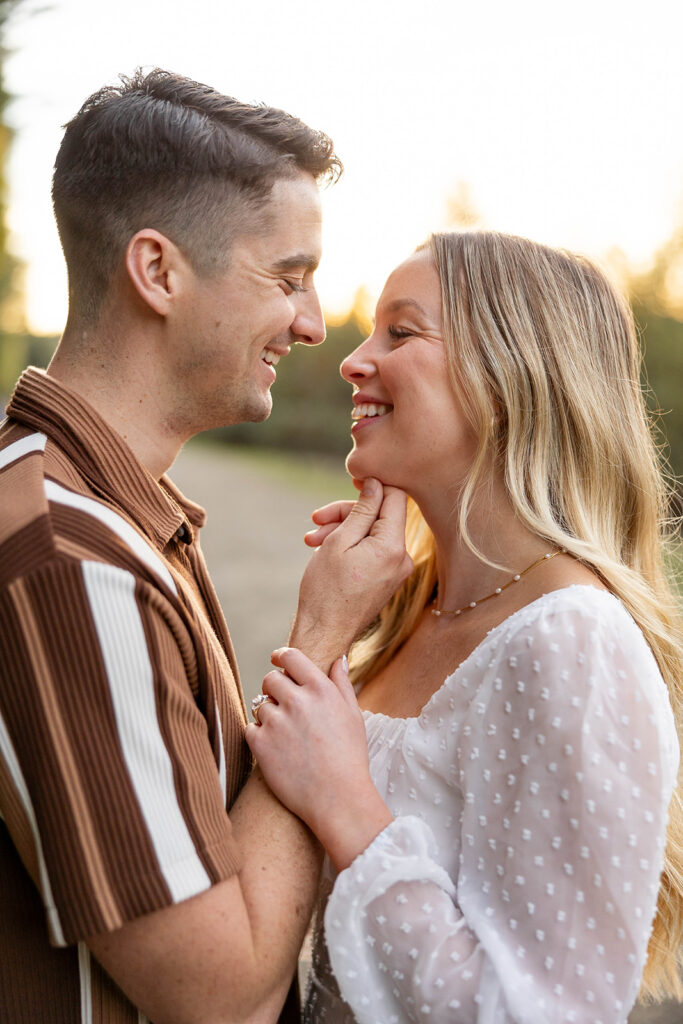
top-left (324, 592), bottom-right (679, 1023)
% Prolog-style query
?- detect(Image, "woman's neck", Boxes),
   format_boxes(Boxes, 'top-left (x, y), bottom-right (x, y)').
top-left (415, 482), bottom-right (554, 613)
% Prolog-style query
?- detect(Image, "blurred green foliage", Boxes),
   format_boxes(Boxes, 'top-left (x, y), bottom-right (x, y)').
top-left (0, 0), bottom-right (22, 329)
top-left (627, 227), bottom-right (683, 492)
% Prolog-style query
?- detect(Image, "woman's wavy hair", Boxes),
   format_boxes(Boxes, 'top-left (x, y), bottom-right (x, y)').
top-left (350, 230), bottom-right (683, 1002)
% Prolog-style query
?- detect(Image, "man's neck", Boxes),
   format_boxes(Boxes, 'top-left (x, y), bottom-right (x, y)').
top-left (48, 326), bottom-right (185, 480)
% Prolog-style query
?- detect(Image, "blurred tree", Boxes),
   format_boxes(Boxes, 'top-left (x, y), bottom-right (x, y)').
top-left (625, 226), bottom-right (683, 492)
top-left (0, 1), bottom-right (56, 401)
top-left (0, 0), bottom-right (37, 399)
top-left (0, 0), bottom-right (22, 326)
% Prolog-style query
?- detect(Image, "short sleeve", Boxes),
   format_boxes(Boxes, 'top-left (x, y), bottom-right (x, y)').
top-left (0, 558), bottom-right (242, 945)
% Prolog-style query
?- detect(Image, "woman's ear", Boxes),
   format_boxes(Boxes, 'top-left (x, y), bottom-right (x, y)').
top-left (125, 229), bottom-right (187, 316)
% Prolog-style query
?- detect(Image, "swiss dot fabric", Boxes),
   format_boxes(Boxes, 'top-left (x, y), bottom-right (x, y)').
top-left (304, 586), bottom-right (679, 1024)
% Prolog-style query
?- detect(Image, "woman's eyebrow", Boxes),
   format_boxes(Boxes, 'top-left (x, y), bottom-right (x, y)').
top-left (383, 298), bottom-right (430, 318)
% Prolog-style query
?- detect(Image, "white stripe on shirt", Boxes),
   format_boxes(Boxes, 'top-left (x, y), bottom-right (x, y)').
top-left (0, 431), bottom-right (47, 470)
top-left (214, 701), bottom-right (227, 806)
top-left (82, 560), bottom-right (211, 902)
top-left (45, 479), bottom-right (177, 595)
top-left (78, 943), bottom-right (93, 1024)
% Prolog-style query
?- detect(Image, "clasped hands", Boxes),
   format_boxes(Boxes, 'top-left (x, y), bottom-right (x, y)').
top-left (245, 478), bottom-right (410, 870)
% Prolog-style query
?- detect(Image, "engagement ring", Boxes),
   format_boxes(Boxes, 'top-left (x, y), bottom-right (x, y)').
top-left (251, 693), bottom-right (273, 725)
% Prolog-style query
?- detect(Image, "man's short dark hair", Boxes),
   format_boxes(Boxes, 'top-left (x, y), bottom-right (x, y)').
top-left (52, 68), bottom-right (342, 323)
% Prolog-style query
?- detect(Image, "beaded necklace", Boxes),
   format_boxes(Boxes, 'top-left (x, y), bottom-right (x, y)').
top-left (431, 549), bottom-right (567, 618)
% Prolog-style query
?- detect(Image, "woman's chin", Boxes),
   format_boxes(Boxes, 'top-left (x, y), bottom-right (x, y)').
top-left (345, 449), bottom-right (373, 482)
top-left (345, 450), bottom-right (403, 490)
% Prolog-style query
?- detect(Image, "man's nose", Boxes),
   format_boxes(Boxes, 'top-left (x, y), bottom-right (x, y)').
top-left (291, 290), bottom-right (326, 347)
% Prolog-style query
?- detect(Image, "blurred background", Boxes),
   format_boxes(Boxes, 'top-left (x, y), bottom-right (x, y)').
top-left (0, 1), bottom-right (681, 1016)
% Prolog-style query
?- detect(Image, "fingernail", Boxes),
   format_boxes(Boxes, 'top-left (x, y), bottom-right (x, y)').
top-left (342, 653), bottom-right (349, 674)
top-left (361, 478), bottom-right (377, 496)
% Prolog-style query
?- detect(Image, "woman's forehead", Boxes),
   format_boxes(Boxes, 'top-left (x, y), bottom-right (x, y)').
top-left (377, 251), bottom-right (441, 313)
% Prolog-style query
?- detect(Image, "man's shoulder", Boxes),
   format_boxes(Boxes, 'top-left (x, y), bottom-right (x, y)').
top-left (0, 420), bottom-right (127, 592)
top-left (0, 422), bottom-right (55, 582)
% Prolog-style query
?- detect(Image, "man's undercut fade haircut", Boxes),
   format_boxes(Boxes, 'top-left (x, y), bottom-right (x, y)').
top-left (52, 68), bottom-right (342, 323)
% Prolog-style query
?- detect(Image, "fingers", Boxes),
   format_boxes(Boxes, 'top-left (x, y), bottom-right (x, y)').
top-left (333, 478), bottom-right (384, 546)
top-left (306, 499), bottom-right (357, 547)
top-left (311, 500), bottom-right (355, 526)
top-left (270, 646), bottom-right (328, 686)
top-left (373, 485), bottom-right (408, 534)
top-left (372, 487), bottom-right (411, 562)
top-left (329, 656), bottom-right (358, 709)
top-left (304, 522), bottom-right (340, 547)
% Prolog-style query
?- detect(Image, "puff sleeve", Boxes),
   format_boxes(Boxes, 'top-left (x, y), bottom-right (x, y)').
top-left (324, 593), bottom-right (679, 1023)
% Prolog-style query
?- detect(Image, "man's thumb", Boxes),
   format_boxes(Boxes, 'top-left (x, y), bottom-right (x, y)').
top-left (341, 478), bottom-right (383, 542)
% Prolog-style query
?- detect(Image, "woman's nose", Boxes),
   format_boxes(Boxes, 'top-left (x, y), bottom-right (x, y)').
top-left (340, 333), bottom-right (378, 384)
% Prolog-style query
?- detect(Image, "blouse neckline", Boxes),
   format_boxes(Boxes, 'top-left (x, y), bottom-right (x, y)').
top-left (360, 584), bottom-right (617, 726)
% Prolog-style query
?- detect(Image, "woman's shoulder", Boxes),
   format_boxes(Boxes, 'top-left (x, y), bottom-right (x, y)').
top-left (469, 584), bottom-right (678, 765)
top-left (485, 584), bottom-right (661, 687)
top-left (492, 583), bottom-right (644, 651)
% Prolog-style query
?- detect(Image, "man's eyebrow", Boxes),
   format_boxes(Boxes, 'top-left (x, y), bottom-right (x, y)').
top-left (271, 254), bottom-right (320, 273)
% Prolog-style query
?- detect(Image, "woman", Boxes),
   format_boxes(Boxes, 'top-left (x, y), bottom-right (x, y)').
top-left (247, 231), bottom-right (683, 1023)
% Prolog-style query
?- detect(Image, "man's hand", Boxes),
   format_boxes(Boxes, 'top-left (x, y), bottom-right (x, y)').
top-left (291, 478), bottom-right (413, 671)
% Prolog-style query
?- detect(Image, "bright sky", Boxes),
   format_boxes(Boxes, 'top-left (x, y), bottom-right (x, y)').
top-left (4, 0), bottom-right (683, 335)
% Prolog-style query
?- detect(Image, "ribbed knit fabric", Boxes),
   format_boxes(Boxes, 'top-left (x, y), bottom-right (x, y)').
top-left (0, 368), bottom-right (253, 1023)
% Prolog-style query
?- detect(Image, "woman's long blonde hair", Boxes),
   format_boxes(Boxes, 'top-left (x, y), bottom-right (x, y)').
top-left (350, 231), bottom-right (683, 1001)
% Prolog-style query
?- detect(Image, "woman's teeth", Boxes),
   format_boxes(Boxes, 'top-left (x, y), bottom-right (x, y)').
top-left (261, 349), bottom-right (281, 365)
top-left (351, 402), bottom-right (392, 420)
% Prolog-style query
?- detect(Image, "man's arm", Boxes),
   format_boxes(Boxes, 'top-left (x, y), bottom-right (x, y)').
top-left (88, 769), bottom-right (321, 1024)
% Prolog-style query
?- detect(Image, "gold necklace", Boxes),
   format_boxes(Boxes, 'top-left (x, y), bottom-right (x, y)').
top-left (431, 548), bottom-right (567, 617)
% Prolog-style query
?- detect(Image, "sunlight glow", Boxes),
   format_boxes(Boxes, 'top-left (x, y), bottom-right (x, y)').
top-left (4, 0), bottom-right (683, 335)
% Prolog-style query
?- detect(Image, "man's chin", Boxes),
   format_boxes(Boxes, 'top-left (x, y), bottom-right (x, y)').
top-left (244, 393), bottom-right (273, 424)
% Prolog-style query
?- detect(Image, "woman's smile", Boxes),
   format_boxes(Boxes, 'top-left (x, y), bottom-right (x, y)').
top-left (351, 393), bottom-right (394, 432)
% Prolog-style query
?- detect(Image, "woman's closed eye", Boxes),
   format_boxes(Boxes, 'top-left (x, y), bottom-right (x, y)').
top-left (387, 324), bottom-right (414, 342)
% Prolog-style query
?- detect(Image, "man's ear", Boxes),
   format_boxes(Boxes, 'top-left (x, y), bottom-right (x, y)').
top-left (125, 229), bottom-right (189, 316)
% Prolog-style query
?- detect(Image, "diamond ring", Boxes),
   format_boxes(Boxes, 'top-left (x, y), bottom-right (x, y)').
top-left (251, 693), bottom-right (274, 725)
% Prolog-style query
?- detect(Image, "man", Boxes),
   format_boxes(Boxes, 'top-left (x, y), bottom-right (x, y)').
top-left (0, 70), bottom-right (411, 1023)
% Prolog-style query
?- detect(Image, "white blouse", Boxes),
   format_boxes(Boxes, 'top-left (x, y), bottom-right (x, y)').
top-left (303, 587), bottom-right (680, 1024)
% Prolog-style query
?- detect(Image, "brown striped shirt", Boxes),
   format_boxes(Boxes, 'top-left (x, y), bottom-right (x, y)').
top-left (0, 368), bottom-right (253, 1022)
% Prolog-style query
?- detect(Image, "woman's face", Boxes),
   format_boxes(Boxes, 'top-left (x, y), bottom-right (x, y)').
top-left (341, 250), bottom-right (478, 494)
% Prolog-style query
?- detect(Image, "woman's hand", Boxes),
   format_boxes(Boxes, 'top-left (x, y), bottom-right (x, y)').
top-left (246, 648), bottom-right (393, 872)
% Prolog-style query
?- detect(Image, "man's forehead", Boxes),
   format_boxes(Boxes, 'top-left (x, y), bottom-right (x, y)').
top-left (234, 174), bottom-right (322, 268)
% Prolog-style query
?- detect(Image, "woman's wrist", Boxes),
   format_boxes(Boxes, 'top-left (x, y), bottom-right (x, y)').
top-left (311, 783), bottom-right (394, 873)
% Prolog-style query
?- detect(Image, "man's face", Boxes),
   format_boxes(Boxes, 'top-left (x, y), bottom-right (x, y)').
top-left (168, 172), bottom-right (325, 434)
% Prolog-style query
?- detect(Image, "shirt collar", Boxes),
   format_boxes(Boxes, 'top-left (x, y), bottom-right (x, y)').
top-left (7, 367), bottom-right (206, 549)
